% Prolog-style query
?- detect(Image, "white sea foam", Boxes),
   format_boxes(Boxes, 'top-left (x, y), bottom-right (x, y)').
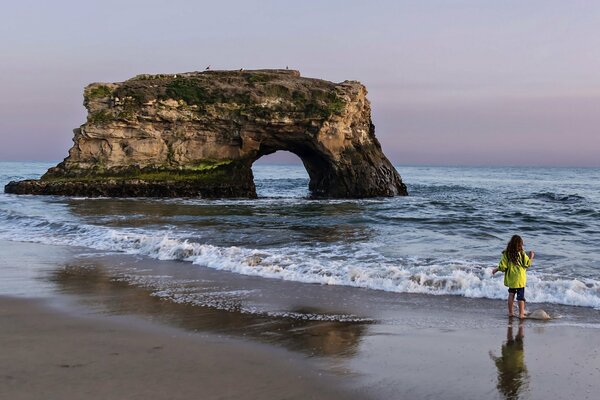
top-left (1, 209), bottom-right (600, 310)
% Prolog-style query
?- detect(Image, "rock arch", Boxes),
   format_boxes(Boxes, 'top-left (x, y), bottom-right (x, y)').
top-left (5, 69), bottom-right (407, 198)
top-left (245, 122), bottom-right (404, 198)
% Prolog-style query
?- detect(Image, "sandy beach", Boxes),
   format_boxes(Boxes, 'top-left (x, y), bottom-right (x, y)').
top-left (1, 240), bottom-right (600, 399)
top-left (0, 295), bottom-right (358, 400)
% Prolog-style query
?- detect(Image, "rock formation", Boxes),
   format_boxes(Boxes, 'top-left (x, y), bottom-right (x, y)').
top-left (526, 309), bottom-right (552, 320)
top-left (5, 69), bottom-right (407, 198)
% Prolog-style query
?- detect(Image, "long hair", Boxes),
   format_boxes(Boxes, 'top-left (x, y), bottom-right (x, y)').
top-left (505, 235), bottom-right (524, 264)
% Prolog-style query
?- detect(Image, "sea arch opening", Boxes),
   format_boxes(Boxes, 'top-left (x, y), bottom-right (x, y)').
top-left (251, 150), bottom-right (311, 198)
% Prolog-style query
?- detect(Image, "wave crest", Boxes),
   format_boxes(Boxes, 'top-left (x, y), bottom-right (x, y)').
top-left (1, 209), bottom-right (600, 309)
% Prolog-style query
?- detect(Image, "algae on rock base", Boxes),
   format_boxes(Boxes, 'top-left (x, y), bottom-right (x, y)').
top-left (41, 160), bottom-right (239, 184)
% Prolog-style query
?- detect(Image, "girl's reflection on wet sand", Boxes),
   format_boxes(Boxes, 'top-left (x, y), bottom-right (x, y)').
top-left (489, 320), bottom-right (530, 400)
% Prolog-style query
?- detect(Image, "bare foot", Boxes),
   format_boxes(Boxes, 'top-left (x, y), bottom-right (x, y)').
top-left (508, 314), bottom-right (514, 318)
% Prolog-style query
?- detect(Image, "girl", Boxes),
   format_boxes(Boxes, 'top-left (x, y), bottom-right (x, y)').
top-left (492, 235), bottom-right (535, 318)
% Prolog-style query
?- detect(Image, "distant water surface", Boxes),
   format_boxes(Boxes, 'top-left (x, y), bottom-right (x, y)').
top-left (0, 162), bottom-right (599, 309)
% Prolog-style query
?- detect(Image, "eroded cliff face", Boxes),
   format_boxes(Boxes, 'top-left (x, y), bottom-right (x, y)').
top-left (5, 69), bottom-right (407, 198)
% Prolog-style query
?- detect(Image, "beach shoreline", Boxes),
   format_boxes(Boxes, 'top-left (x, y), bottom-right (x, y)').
top-left (1, 240), bottom-right (600, 399)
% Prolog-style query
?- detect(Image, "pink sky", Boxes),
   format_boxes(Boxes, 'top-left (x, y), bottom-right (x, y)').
top-left (1, 0), bottom-right (599, 166)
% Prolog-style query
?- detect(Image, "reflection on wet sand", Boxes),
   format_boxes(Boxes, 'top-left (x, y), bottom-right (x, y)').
top-left (50, 263), bottom-right (367, 359)
top-left (489, 320), bottom-right (529, 399)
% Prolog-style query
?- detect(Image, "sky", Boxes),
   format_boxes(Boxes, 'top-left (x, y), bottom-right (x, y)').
top-left (1, 0), bottom-right (599, 167)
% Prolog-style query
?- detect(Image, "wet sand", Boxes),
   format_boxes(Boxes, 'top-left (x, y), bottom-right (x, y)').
top-left (0, 296), bottom-right (357, 400)
top-left (1, 240), bottom-right (600, 399)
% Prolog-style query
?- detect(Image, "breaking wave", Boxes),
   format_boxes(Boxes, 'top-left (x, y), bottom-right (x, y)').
top-left (1, 208), bottom-right (599, 310)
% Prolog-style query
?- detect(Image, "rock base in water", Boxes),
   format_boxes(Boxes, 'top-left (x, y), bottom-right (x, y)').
top-left (4, 178), bottom-right (255, 198)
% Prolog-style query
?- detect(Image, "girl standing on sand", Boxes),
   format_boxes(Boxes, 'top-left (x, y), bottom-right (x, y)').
top-left (492, 235), bottom-right (535, 318)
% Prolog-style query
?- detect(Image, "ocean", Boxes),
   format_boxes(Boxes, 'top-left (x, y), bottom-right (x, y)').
top-left (1, 161), bottom-right (599, 311)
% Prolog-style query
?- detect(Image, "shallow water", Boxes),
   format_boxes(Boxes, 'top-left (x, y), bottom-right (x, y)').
top-left (1, 162), bottom-right (599, 310)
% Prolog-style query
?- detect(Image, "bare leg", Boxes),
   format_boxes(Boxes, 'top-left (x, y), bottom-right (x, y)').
top-left (518, 300), bottom-right (526, 319)
top-left (508, 292), bottom-right (515, 317)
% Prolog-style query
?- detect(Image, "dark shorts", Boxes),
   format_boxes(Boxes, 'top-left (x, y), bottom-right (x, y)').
top-left (508, 287), bottom-right (526, 301)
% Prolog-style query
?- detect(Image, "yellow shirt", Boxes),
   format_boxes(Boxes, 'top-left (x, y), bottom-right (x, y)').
top-left (498, 251), bottom-right (531, 288)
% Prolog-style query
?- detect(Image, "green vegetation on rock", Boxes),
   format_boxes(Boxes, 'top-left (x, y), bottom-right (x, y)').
top-left (42, 160), bottom-right (237, 184)
top-left (263, 83), bottom-right (291, 98)
top-left (115, 100), bottom-right (138, 120)
top-left (129, 74), bottom-right (174, 81)
top-left (114, 86), bottom-right (155, 105)
top-left (163, 78), bottom-right (251, 108)
top-left (247, 73), bottom-right (273, 84)
top-left (325, 95), bottom-right (346, 115)
top-left (86, 85), bottom-right (113, 99)
top-left (88, 110), bottom-right (113, 125)
top-left (165, 78), bottom-right (214, 106)
top-left (186, 160), bottom-right (233, 171)
top-left (90, 71), bottom-right (346, 124)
